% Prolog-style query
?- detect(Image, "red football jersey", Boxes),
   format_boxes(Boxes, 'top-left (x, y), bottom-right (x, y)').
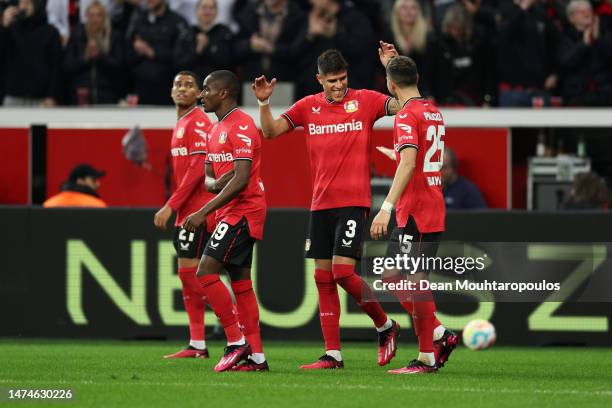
top-left (282, 89), bottom-right (391, 210)
top-left (167, 106), bottom-right (216, 229)
top-left (206, 108), bottom-right (266, 240)
top-left (393, 98), bottom-right (446, 233)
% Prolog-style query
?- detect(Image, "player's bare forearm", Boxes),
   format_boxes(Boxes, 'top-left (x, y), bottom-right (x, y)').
top-left (385, 148), bottom-right (417, 205)
top-left (259, 104), bottom-right (289, 138)
top-left (199, 161), bottom-right (251, 216)
top-left (205, 170), bottom-right (234, 193)
top-left (252, 75), bottom-right (288, 138)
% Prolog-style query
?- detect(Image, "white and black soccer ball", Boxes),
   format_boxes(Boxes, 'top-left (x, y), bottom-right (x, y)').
top-left (462, 319), bottom-right (496, 350)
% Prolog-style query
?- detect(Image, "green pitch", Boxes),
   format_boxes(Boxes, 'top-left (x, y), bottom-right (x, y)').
top-left (1, 340), bottom-right (611, 408)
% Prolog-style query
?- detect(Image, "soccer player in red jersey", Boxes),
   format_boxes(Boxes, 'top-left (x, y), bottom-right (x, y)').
top-left (184, 70), bottom-right (268, 372)
top-left (154, 71), bottom-right (218, 359)
top-left (370, 56), bottom-right (458, 374)
top-left (252, 45), bottom-right (402, 369)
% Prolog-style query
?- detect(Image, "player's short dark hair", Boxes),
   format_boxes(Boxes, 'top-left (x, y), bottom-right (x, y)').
top-left (208, 70), bottom-right (240, 100)
top-left (386, 56), bottom-right (418, 87)
top-left (175, 70), bottom-right (201, 88)
top-left (317, 49), bottom-right (349, 75)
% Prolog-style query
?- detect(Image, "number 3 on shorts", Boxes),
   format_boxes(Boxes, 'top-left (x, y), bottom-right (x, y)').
top-left (345, 219), bottom-right (357, 238)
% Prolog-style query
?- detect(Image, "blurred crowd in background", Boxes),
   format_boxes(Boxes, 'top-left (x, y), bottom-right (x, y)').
top-left (1, 0), bottom-right (611, 107)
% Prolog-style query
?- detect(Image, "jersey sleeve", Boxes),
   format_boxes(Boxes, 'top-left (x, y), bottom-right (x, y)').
top-left (362, 89), bottom-right (393, 120)
top-left (187, 113), bottom-right (212, 155)
top-left (166, 154), bottom-right (206, 211)
top-left (281, 96), bottom-right (309, 129)
top-left (229, 121), bottom-right (258, 161)
top-left (394, 112), bottom-right (419, 152)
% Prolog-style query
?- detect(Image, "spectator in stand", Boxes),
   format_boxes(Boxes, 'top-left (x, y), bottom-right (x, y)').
top-left (293, 0), bottom-right (377, 98)
top-left (188, 0), bottom-right (233, 78)
top-left (1, 0), bottom-right (62, 106)
top-left (497, 0), bottom-right (560, 107)
top-left (43, 164), bottom-right (107, 208)
top-left (125, 0), bottom-right (194, 104)
top-left (385, 0), bottom-right (429, 70)
top-left (64, 0), bottom-right (124, 104)
top-left (558, 0), bottom-right (612, 106)
top-left (382, 0), bottom-right (431, 95)
top-left (561, 171), bottom-right (609, 210)
top-left (234, 0), bottom-right (305, 83)
top-left (441, 148), bottom-right (487, 209)
top-left (425, 3), bottom-right (495, 106)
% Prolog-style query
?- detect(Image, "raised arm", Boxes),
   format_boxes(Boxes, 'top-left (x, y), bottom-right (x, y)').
top-left (252, 75), bottom-right (291, 139)
top-left (378, 41), bottom-right (402, 115)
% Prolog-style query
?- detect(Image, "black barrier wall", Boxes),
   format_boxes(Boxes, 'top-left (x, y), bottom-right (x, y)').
top-left (1, 208), bottom-right (611, 345)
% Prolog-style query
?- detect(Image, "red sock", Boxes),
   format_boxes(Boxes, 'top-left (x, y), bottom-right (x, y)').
top-left (383, 275), bottom-right (441, 333)
top-left (412, 290), bottom-right (436, 353)
top-left (178, 267), bottom-right (205, 342)
top-left (314, 269), bottom-right (340, 351)
top-left (383, 274), bottom-right (415, 315)
top-left (333, 264), bottom-right (388, 328)
top-left (231, 280), bottom-right (263, 353)
top-left (199, 275), bottom-right (242, 343)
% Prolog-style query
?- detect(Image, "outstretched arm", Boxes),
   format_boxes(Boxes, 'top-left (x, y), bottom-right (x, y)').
top-left (252, 75), bottom-right (291, 139)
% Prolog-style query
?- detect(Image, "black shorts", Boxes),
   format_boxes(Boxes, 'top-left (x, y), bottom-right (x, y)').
top-left (173, 225), bottom-right (210, 259)
top-left (385, 215), bottom-right (443, 273)
top-left (305, 206), bottom-right (369, 260)
top-left (203, 217), bottom-right (255, 268)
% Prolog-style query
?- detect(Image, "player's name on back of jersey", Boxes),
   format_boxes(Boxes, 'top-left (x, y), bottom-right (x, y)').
top-left (423, 112), bottom-right (443, 122)
top-left (308, 120), bottom-right (363, 135)
top-left (427, 176), bottom-right (442, 186)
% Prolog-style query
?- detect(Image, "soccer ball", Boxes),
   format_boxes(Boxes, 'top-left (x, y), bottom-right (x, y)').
top-left (462, 319), bottom-right (496, 350)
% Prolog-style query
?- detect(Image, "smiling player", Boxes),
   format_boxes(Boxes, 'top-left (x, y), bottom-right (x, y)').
top-left (252, 44), bottom-right (402, 369)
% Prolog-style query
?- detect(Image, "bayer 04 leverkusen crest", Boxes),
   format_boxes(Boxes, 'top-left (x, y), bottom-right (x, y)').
top-left (344, 100), bottom-right (359, 113)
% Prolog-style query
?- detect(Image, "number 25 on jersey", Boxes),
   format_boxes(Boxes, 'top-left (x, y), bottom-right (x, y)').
top-left (424, 125), bottom-right (445, 173)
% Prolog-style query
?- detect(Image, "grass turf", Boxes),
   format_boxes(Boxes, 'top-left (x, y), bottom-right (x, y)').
top-left (1, 340), bottom-right (611, 408)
